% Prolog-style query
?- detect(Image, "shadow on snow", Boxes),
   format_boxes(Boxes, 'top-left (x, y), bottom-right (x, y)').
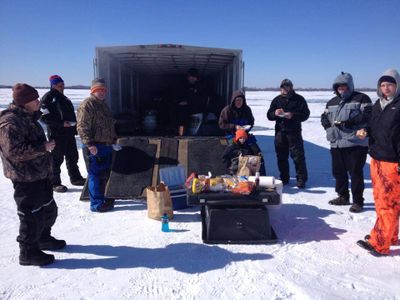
top-left (270, 203), bottom-right (347, 244)
top-left (45, 243), bottom-right (272, 273)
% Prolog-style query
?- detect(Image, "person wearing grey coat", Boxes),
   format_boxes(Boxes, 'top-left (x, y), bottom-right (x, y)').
top-left (321, 72), bottom-right (372, 213)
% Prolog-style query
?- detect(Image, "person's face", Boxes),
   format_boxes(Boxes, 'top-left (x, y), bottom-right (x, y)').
top-left (187, 75), bottom-right (198, 84)
top-left (337, 85), bottom-right (348, 94)
top-left (380, 82), bottom-right (397, 98)
top-left (53, 82), bottom-right (65, 93)
top-left (24, 98), bottom-right (40, 112)
top-left (234, 97), bottom-right (244, 108)
top-left (280, 87), bottom-right (289, 95)
top-left (93, 89), bottom-right (107, 100)
top-left (238, 137), bottom-right (246, 144)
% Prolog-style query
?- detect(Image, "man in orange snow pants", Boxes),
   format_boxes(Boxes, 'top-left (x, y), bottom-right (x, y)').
top-left (368, 159), bottom-right (400, 254)
top-left (356, 69), bottom-right (400, 256)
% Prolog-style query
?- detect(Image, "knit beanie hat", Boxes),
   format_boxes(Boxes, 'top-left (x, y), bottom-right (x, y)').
top-left (12, 83), bottom-right (39, 106)
top-left (378, 75), bottom-right (397, 86)
top-left (91, 78), bottom-right (107, 93)
top-left (280, 79), bottom-right (293, 89)
top-left (49, 75), bottom-right (64, 87)
top-left (234, 129), bottom-right (248, 142)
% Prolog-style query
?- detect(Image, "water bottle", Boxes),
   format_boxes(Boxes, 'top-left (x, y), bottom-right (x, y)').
top-left (161, 213), bottom-right (170, 232)
top-left (254, 172), bottom-right (260, 191)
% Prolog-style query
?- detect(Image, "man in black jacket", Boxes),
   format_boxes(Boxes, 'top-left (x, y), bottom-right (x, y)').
top-left (41, 75), bottom-right (85, 193)
top-left (267, 79), bottom-right (310, 188)
top-left (174, 68), bottom-right (210, 135)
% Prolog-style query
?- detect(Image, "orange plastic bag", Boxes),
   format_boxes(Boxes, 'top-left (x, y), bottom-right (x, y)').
top-left (230, 181), bottom-right (255, 195)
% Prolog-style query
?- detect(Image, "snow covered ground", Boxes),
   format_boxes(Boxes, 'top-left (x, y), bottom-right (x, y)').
top-left (0, 89), bottom-right (399, 299)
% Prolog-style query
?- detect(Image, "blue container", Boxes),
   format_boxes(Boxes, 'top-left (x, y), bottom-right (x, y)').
top-left (161, 213), bottom-right (170, 232)
top-left (159, 165), bottom-right (188, 210)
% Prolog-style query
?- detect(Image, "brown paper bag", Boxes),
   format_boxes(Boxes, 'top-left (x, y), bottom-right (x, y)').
top-left (237, 154), bottom-right (261, 176)
top-left (146, 182), bottom-right (174, 220)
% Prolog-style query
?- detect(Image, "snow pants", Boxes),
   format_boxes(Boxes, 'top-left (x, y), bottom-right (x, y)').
top-left (330, 146), bottom-right (368, 205)
top-left (86, 144), bottom-right (112, 211)
top-left (12, 178), bottom-right (58, 248)
top-left (51, 134), bottom-right (83, 185)
top-left (369, 159), bottom-right (400, 254)
top-left (274, 131), bottom-right (308, 182)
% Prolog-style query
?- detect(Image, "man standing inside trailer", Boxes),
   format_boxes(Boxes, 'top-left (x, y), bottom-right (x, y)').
top-left (41, 75), bottom-right (85, 193)
top-left (0, 84), bottom-right (66, 266)
top-left (175, 68), bottom-right (210, 135)
top-left (77, 78), bottom-right (117, 212)
top-left (267, 79), bottom-right (310, 188)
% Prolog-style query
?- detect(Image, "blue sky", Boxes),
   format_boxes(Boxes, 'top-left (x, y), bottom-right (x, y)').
top-left (0, 0), bottom-right (399, 88)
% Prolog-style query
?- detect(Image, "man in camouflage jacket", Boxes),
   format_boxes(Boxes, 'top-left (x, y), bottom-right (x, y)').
top-left (0, 84), bottom-right (66, 266)
top-left (77, 78), bottom-right (117, 212)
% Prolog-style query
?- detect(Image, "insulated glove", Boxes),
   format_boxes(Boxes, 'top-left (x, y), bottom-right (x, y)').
top-left (320, 113), bottom-right (331, 130)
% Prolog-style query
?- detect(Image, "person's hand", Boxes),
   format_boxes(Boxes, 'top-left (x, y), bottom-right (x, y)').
top-left (321, 113), bottom-right (331, 129)
top-left (284, 112), bottom-right (293, 119)
top-left (45, 140), bottom-right (55, 152)
top-left (88, 145), bottom-right (98, 155)
top-left (275, 108), bottom-right (284, 116)
top-left (64, 121), bottom-right (71, 127)
top-left (356, 128), bottom-right (367, 140)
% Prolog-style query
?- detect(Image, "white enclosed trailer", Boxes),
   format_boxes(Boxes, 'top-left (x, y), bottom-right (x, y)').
top-left (94, 44), bottom-right (244, 131)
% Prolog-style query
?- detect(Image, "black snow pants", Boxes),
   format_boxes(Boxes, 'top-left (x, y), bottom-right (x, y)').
top-left (51, 134), bottom-right (82, 185)
top-left (274, 131), bottom-right (308, 183)
top-left (330, 146), bottom-right (368, 205)
top-left (12, 178), bottom-right (58, 249)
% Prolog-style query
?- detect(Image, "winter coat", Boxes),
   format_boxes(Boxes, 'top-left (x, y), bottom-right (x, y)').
top-left (321, 73), bottom-right (372, 148)
top-left (266, 91), bottom-right (310, 133)
top-left (222, 141), bottom-right (259, 173)
top-left (77, 95), bottom-right (117, 146)
top-left (175, 80), bottom-right (209, 115)
top-left (0, 104), bottom-right (53, 182)
top-left (40, 89), bottom-right (77, 138)
top-left (368, 69), bottom-right (400, 163)
top-left (218, 91), bottom-right (255, 134)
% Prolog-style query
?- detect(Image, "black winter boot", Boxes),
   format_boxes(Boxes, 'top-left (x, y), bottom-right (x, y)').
top-left (328, 196), bottom-right (350, 206)
top-left (19, 245), bottom-right (55, 266)
top-left (53, 185), bottom-right (68, 193)
top-left (70, 177), bottom-right (86, 186)
top-left (38, 236), bottom-right (66, 251)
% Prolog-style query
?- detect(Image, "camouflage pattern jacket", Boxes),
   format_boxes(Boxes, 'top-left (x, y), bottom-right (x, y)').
top-left (0, 104), bottom-right (52, 182)
top-left (77, 95), bottom-right (116, 146)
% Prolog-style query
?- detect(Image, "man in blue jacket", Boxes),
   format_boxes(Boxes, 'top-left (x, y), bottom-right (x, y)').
top-left (321, 72), bottom-right (372, 213)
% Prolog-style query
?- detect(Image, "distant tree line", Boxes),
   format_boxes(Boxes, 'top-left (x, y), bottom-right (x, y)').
top-left (244, 87), bottom-right (376, 92)
top-left (0, 85), bottom-right (90, 89)
top-left (0, 84), bottom-right (376, 92)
